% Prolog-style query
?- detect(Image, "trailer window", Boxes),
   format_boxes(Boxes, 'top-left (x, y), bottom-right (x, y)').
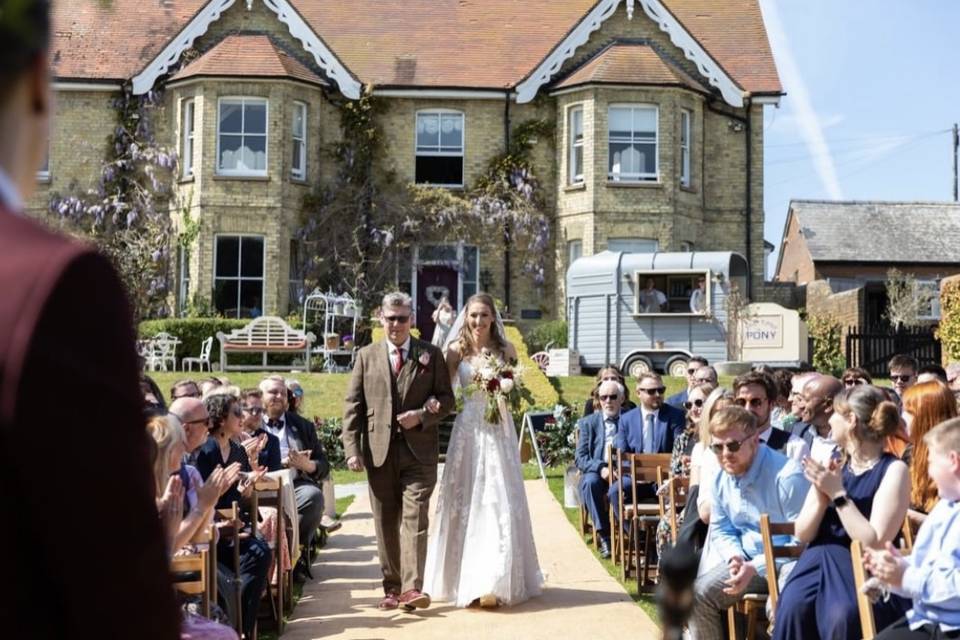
top-left (634, 271), bottom-right (709, 315)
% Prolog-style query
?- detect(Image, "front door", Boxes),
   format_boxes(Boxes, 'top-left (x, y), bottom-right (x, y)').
top-left (416, 266), bottom-right (459, 342)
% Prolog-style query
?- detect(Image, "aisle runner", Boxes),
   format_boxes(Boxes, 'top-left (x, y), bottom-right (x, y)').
top-left (283, 480), bottom-right (660, 639)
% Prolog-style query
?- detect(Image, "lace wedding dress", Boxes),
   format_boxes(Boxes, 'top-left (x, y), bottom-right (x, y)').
top-left (423, 358), bottom-right (544, 607)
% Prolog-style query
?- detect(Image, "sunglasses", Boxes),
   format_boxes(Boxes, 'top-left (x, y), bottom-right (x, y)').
top-left (683, 398), bottom-right (705, 410)
top-left (686, 368), bottom-right (699, 375)
top-left (890, 374), bottom-right (913, 382)
top-left (639, 387), bottom-right (666, 395)
top-left (843, 377), bottom-right (866, 387)
top-left (181, 415), bottom-right (211, 427)
top-left (735, 397), bottom-right (765, 408)
top-left (710, 433), bottom-right (755, 455)
top-left (384, 315), bottom-right (410, 324)
top-left (243, 406), bottom-right (264, 415)
top-left (599, 394), bottom-right (620, 401)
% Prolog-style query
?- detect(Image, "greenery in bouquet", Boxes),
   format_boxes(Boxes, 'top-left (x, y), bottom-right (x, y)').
top-left (466, 349), bottom-right (535, 423)
top-left (536, 404), bottom-right (580, 466)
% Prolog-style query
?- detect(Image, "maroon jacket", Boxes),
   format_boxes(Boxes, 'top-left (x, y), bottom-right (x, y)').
top-left (0, 206), bottom-right (179, 638)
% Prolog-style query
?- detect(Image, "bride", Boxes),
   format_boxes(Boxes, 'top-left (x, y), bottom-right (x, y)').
top-left (423, 292), bottom-right (543, 608)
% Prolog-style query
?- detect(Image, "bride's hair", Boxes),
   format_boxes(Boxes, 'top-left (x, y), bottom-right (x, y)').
top-left (456, 292), bottom-right (508, 357)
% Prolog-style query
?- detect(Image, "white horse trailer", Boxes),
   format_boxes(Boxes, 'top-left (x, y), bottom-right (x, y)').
top-left (566, 251), bottom-right (749, 377)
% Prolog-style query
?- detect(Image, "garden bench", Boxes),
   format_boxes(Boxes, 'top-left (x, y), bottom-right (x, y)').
top-left (216, 316), bottom-right (316, 372)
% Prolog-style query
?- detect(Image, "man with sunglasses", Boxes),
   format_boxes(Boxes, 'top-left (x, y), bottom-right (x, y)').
top-left (888, 354), bottom-right (919, 399)
top-left (733, 371), bottom-right (808, 462)
top-left (239, 388), bottom-right (281, 471)
top-left (576, 380), bottom-right (626, 558)
top-left (687, 406), bottom-right (809, 640)
top-left (666, 356), bottom-right (709, 409)
top-left (609, 373), bottom-right (686, 522)
top-left (791, 375), bottom-right (843, 459)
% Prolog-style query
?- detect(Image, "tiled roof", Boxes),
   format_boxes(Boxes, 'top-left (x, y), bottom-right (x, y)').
top-left (170, 35), bottom-right (327, 86)
top-left (50, 0), bottom-right (781, 94)
top-left (790, 200), bottom-right (960, 264)
top-left (552, 43), bottom-right (709, 92)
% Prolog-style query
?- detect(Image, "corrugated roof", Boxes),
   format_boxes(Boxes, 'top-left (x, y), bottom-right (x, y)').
top-left (170, 35), bottom-right (327, 86)
top-left (552, 43), bottom-right (709, 92)
top-left (791, 200), bottom-right (960, 263)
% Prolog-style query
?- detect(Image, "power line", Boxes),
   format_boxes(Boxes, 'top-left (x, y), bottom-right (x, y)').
top-left (764, 129), bottom-right (948, 166)
top-left (764, 128), bottom-right (951, 148)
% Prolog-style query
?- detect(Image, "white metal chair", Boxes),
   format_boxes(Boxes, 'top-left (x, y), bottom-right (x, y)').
top-left (182, 336), bottom-right (213, 372)
top-left (150, 332), bottom-right (179, 371)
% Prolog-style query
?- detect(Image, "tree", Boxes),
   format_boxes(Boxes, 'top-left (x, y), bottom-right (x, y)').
top-left (884, 268), bottom-right (935, 330)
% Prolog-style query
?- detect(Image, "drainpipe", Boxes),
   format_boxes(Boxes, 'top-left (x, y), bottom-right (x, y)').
top-left (503, 90), bottom-right (512, 309)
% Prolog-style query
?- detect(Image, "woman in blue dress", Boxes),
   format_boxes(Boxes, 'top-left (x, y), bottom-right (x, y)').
top-left (774, 385), bottom-right (912, 640)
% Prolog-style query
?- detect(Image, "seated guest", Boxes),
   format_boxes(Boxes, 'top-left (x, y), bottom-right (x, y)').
top-left (171, 379), bottom-right (201, 401)
top-left (688, 407), bottom-right (809, 639)
top-left (734, 370), bottom-right (809, 461)
top-left (195, 394), bottom-right (271, 640)
top-left (583, 366), bottom-right (636, 416)
top-left (609, 373), bottom-right (686, 521)
top-left (576, 379), bottom-right (626, 558)
top-left (169, 396), bottom-right (212, 468)
top-left (786, 371), bottom-right (819, 432)
top-left (666, 356), bottom-right (709, 409)
top-left (864, 417), bottom-right (960, 640)
top-left (286, 379), bottom-right (341, 533)
top-left (770, 369), bottom-right (795, 430)
top-left (903, 381), bottom-right (957, 528)
top-left (260, 375), bottom-right (330, 577)
top-left (239, 388), bottom-right (281, 472)
top-left (773, 385), bottom-right (910, 640)
top-left (200, 377), bottom-right (225, 399)
top-left (792, 374), bottom-right (843, 462)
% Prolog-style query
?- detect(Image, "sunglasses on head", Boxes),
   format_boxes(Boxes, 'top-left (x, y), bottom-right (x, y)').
top-left (890, 374), bottom-right (913, 382)
top-left (174, 390), bottom-right (201, 399)
top-left (683, 398), bottom-right (705, 410)
top-left (843, 377), bottom-right (866, 387)
top-left (384, 315), bottom-right (410, 324)
top-left (639, 386), bottom-right (666, 395)
top-left (734, 397), bottom-right (765, 408)
top-left (709, 433), bottom-right (754, 455)
top-left (598, 394), bottom-right (620, 401)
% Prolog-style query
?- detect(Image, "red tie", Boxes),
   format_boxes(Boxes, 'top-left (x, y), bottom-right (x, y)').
top-left (394, 347), bottom-right (404, 375)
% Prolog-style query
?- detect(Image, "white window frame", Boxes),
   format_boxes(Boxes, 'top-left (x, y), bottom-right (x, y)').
top-left (632, 268), bottom-right (711, 317)
top-left (291, 101), bottom-right (307, 181)
top-left (915, 280), bottom-right (941, 320)
top-left (568, 104), bottom-right (584, 185)
top-left (212, 233), bottom-right (266, 319)
top-left (181, 98), bottom-right (195, 179)
top-left (568, 239), bottom-right (583, 266)
top-left (178, 244), bottom-right (191, 317)
top-left (216, 96), bottom-right (269, 177)
top-left (607, 104), bottom-right (659, 182)
top-left (680, 109), bottom-right (691, 187)
top-left (414, 109), bottom-right (465, 187)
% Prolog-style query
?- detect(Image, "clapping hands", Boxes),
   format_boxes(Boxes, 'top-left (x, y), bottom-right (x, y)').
top-left (802, 455), bottom-right (844, 499)
top-left (241, 433), bottom-right (268, 466)
top-left (863, 542), bottom-right (908, 590)
top-left (287, 448), bottom-right (316, 474)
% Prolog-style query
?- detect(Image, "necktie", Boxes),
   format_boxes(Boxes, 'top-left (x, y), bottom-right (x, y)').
top-left (394, 347), bottom-right (404, 375)
top-left (643, 413), bottom-right (655, 453)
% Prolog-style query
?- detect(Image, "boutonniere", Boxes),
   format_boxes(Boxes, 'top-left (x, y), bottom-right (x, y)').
top-left (418, 352), bottom-right (431, 367)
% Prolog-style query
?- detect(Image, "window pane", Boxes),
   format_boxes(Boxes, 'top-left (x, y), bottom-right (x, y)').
top-left (680, 111), bottom-right (689, 145)
top-left (216, 236), bottom-right (239, 277)
top-left (634, 107), bottom-right (657, 135)
top-left (609, 142), bottom-right (641, 175)
top-left (292, 140), bottom-right (303, 173)
top-left (240, 280), bottom-right (263, 317)
top-left (214, 279), bottom-right (239, 318)
top-left (440, 114), bottom-right (463, 150)
top-left (573, 146), bottom-right (583, 179)
top-left (293, 104), bottom-right (305, 138)
top-left (245, 102), bottom-right (266, 134)
top-left (568, 240), bottom-right (582, 264)
top-left (219, 135), bottom-right (242, 170)
top-left (608, 238), bottom-right (658, 253)
top-left (220, 102), bottom-right (243, 133)
top-left (572, 108), bottom-right (583, 141)
top-left (609, 108), bottom-right (632, 138)
top-left (638, 143), bottom-right (656, 174)
top-left (240, 236), bottom-right (264, 277)
top-left (241, 136), bottom-right (267, 171)
top-left (415, 155), bottom-right (463, 185)
top-left (416, 114), bottom-right (440, 150)
top-left (420, 245), bottom-right (458, 263)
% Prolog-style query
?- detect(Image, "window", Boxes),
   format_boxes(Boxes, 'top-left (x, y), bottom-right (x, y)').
top-left (217, 97), bottom-right (267, 176)
top-left (214, 235), bottom-right (265, 318)
top-left (680, 109), bottom-right (691, 187)
top-left (462, 245), bottom-right (479, 300)
top-left (415, 110), bottom-right (464, 186)
top-left (633, 270), bottom-right (709, 315)
top-left (37, 143), bottom-right (49, 181)
top-left (916, 280), bottom-right (941, 320)
top-left (568, 106), bottom-right (584, 184)
top-left (608, 237), bottom-right (658, 253)
top-left (680, 241), bottom-right (694, 252)
top-left (291, 102), bottom-right (306, 180)
top-left (182, 99), bottom-right (195, 178)
top-left (288, 238), bottom-right (304, 313)
top-left (568, 239), bottom-right (582, 266)
top-left (608, 105), bottom-right (658, 182)
top-left (178, 245), bottom-right (191, 317)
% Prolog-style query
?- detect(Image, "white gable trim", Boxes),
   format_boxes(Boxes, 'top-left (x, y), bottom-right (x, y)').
top-left (515, 0), bottom-right (744, 107)
top-left (132, 0), bottom-right (361, 99)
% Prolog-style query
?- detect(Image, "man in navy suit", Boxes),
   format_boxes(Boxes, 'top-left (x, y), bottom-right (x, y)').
top-left (609, 373), bottom-right (686, 520)
top-left (576, 379), bottom-right (625, 558)
top-left (666, 356), bottom-right (710, 409)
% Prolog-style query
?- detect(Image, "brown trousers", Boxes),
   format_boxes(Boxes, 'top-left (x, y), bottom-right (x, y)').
top-left (367, 437), bottom-right (437, 594)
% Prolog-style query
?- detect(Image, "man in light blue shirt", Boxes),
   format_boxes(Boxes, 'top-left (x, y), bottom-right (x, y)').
top-left (688, 406), bottom-right (809, 640)
top-left (865, 417), bottom-right (960, 640)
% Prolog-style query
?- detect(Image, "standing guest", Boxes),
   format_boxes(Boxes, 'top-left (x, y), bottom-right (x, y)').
top-left (792, 374), bottom-right (843, 462)
top-left (687, 407), bottom-right (809, 640)
top-left (902, 381), bottom-right (958, 528)
top-left (609, 373), bottom-right (686, 522)
top-left (583, 366), bottom-right (635, 416)
top-left (773, 385), bottom-right (911, 640)
top-left (734, 371), bottom-right (809, 461)
top-left (430, 295), bottom-right (455, 348)
top-left (171, 379), bottom-right (202, 401)
top-left (667, 356), bottom-right (709, 409)
top-left (638, 278), bottom-right (668, 313)
top-left (889, 354), bottom-right (919, 400)
top-left (576, 379), bottom-right (626, 559)
top-left (0, 0), bottom-right (179, 635)
top-left (917, 364), bottom-right (948, 385)
top-left (239, 388), bottom-right (280, 472)
top-left (864, 417), bottom-right (960, 640)
top-left (689, 276), bottom-right (707, 313)
top-left (842, 367), bottom-right (873, 388)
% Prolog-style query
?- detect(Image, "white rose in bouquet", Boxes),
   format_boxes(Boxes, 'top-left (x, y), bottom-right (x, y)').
top-left (500, 378), bottom-right (515, 394)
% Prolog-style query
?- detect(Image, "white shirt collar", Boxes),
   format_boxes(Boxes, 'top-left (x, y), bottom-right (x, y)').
top-left (759, 426), bottom-right (772, 442)
top-left (388, 336), bottom-right (411, 355)
top-left (0, 167), bottom-right (24, 213)
top-left (264, 413), bottom-right (286, 429)
top-left (641, 406), bottom-right (660, 421)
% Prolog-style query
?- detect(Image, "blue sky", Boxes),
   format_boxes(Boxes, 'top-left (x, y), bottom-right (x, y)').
top-left (759, 0), bottom-right (960, 277)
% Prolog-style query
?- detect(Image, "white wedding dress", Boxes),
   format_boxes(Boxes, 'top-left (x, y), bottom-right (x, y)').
top-left (423, 358), bottom-right (544, 607)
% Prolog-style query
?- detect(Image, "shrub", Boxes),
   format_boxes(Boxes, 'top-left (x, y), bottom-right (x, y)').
top-left (313, 416), bottom-right (346, 469)
top-left (808, 314), bottom-right (845, 376)
top-left (139, 318), bottom-right (248, 365)
top-left (505, 325), bottom-right (560, 412)
top-left (936, 278), bottom-right (960, 363)
top-left (523, 319), bottom-right (567, 353)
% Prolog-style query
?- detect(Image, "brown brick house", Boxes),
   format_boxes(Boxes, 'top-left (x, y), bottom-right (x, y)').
top-left (774, 200), bottom-right (960, 328)
top-left (33, 0), bottom-right (783, 330)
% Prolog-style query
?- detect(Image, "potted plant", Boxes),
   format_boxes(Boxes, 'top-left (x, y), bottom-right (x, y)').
top-left (324, 332), bottom-right (340, 350)
top-left (342, 334), bottom-right (355, 350)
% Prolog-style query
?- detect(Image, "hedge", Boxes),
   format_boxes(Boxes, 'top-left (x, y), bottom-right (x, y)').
top-left (936, 278), bottom-right (960, 362)
top-left (139, 318), bottom-right (248, 364)
top-left (522, 319), bottom-right (568, 354)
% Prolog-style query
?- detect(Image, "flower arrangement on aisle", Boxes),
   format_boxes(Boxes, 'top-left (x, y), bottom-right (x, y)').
top-left (468, 348), bottom-right (534, 423)
top-left (536, 404), bottom-right (579, 466)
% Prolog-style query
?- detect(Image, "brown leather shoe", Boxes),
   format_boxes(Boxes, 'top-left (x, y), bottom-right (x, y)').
top-left (398, 589), bottom-right (431, 610)
top-left (378, 592), bottom-right (400, 610)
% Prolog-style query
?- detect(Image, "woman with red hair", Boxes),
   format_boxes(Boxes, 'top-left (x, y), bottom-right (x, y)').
top-left (902, 380), bottom-right (957, 527)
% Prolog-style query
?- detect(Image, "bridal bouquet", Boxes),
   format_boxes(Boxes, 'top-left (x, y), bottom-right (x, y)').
top-left (468, 348), bottom-right (533, 423)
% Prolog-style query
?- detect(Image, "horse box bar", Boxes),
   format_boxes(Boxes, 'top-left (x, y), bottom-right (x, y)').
top-left (566, 251), bottom-right (806, 377)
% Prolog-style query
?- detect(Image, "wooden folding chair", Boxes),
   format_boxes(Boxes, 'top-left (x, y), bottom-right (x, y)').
top-left (656, 466), bottom-right (690, 545)
top-left (215, 501), bottom-right (244, 637)
top-left (617, 451), bottom-right (671, 590)
top-left (251, 475), bottom-right (286, 635)
top-left (852, 521), bottom-right (913, 640)
top-left (727, 514), bottom-right (804, 640)
top-left (171, 549), bottom-right (209, 616)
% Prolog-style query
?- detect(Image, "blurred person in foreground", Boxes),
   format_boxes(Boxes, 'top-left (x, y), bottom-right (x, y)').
top-left (0, 0), bottom-right (178, 635)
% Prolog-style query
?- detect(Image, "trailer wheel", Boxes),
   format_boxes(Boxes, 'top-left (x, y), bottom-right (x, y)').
top-left (667, 357), bottom-right (690, 378)
top-left (625, 355), bottom-right (653, 378)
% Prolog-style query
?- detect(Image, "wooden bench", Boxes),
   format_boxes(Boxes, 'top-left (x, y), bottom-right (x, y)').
top-left (216, 316), bottom-right (316, 372)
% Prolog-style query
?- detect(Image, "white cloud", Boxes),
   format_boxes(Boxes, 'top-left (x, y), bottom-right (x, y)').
top-left (760, 0), bottom-right (844, 199)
